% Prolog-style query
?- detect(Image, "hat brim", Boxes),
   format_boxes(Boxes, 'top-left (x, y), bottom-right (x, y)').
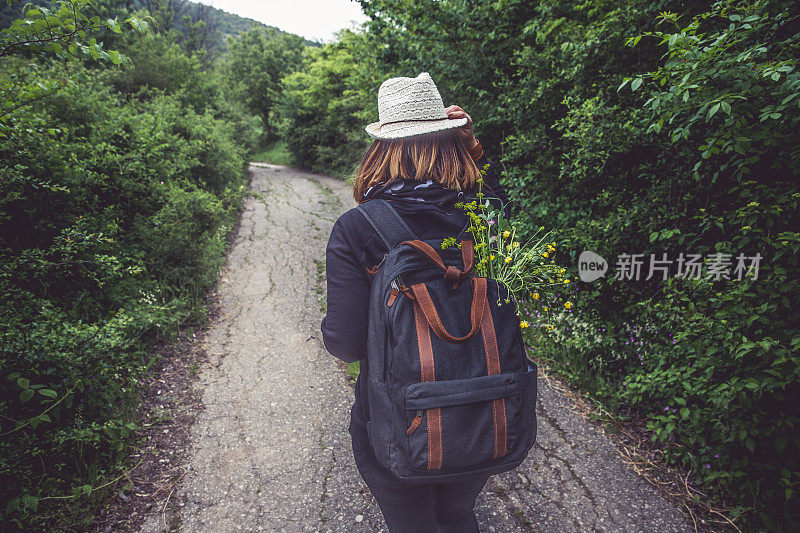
top-left (365, 117), bottom-right (468, 140)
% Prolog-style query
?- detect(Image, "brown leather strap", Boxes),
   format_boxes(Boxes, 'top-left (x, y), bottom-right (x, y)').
top-left (480, 295), bottom-right (507, 459)
top-left (444, 265), bottom-right (461, 284)
top-left (402, 240), bottom-right (446, 270)
top-left (410, 277), bottom-right (487, 343)
top-left (427, 405), bottom-right (443, 469)
top-left (461, 239), bottom-right (474, 274)
top-left (413, 300), bottom-right (436, 383)
top-left (401, 239), bottom-right (475, 288)
top-left (413, 300), bottom-right (443, 470)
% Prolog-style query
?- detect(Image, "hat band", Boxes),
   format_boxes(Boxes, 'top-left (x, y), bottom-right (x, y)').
top-left (379, 116), bottom-right (450, 129)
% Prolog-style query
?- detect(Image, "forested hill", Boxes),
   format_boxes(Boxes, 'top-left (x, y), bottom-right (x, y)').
top-left (179, 1), bottom-right (320, 49)
top-left (0, 0), bottom-right (318, 53)
top-left (203, 3), bottom-right (318, 47)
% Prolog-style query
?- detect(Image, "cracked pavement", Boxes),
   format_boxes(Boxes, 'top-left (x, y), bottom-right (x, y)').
top-left (141, 163), bottom-right (693, 532)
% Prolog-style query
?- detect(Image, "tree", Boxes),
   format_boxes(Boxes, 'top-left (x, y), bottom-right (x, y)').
top-left (227, 28), bottom-right (304, 141)
top-left (179, 3), bottom-right (222, 65)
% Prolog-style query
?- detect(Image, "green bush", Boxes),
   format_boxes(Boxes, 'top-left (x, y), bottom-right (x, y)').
top-left (513, 2), bottom-right (800, 527)
top-left (0, 54), bottom-right (249, 528)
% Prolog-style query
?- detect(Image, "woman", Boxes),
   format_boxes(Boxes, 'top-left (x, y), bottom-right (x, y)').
top-left (320, 72), bottom-right (511, 532)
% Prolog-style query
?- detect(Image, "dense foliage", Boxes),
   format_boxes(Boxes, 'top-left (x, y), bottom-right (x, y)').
top-left (227, 27), bottom-right (305, 141)
top-left (0, 0), bottom-right (299, 528)
top-left (278, 30), bottom-right (378, 177)
top-left (280, 0), bottom-right (799, 528)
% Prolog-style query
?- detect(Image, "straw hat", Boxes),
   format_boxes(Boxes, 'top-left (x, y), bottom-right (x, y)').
top-left (365, 72), bottom-right (467, 139)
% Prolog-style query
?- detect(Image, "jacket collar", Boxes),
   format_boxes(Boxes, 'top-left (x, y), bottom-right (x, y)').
top-left (362, 178), bottom-right (469, 208)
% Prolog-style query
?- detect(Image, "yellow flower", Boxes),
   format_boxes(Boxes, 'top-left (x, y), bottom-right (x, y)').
top-left (564, 278), bottom-right (571, 284)
top-left (502, 230), bottom-right (510, 238)
top-left (504, 256), bottom-right (512, 263)
top-left (490, 254), bottom-right (495, 260)
top-left (548, 244), bottom-right (555, 252)
top-left (531, 292), bottom-right (540, 300)
top-left (546, 324), bottom-right (554, 330)
top-left (519, 320), bottom-right (530, 329)
top-left (513, 242), bottom-right (519, 248)
top-left (542, 252), bottom-right (549, 258)
top-left (543, 306), bottom-right (549, 312)
top-left (564, 301), bottom-right (573, 310)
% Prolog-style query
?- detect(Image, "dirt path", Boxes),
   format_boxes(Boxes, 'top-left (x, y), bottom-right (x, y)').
top-left (141, 163), bottom-right (693, 532)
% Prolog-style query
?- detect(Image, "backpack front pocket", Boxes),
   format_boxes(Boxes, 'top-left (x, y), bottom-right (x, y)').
top-left (403, 372), bottom-right (520, 471)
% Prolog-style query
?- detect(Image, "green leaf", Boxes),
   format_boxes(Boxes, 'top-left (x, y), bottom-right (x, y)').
top-left (38, 388), bottom-right (57, 398)
top-left (20, 389), bottom-right (34, 402)
top-left (707, 103), bottom-right (720, 121)
top-left (17, 377), bottom-right (30, 389)
top-left (631, 78), bottom-right (643, 91)
top-left (21, 494), bottom-right (38, 512)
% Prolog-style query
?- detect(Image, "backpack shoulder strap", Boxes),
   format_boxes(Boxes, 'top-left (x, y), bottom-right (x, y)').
top-left (356, 199), bottom-right (419, 251)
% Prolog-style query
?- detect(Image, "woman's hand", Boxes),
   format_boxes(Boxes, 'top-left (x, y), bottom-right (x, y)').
top-left (445, 105), bottom-right (478, 151)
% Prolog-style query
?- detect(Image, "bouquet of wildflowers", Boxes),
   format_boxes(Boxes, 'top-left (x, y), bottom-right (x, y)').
top-left (444, 164), bottom-right (572, 330)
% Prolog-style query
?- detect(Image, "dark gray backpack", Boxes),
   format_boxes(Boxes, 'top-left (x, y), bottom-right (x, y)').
top-left (357, 199), bottom-right (538, 484)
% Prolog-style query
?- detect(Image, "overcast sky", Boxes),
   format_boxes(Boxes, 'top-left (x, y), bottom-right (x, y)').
top-left (195, 0), bottom-right (369, 42)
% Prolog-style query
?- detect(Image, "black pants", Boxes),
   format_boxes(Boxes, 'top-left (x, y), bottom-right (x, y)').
top-left (352, 423), bottom-right (489, 533)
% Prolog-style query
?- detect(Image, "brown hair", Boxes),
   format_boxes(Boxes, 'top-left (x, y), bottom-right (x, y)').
top-left (352, 129), bottom-right (480, 203)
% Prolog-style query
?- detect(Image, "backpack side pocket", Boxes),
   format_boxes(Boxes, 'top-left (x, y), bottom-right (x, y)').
top-left (366, 378), bottom-right (394, 469)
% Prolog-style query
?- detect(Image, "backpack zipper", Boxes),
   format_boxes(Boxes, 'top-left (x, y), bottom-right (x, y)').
top-left (386, 277), bottom-right (403, 307)
top-left (387, 286), bottom-right (399, 307)
top-left (406, 409), bottom-right (424, 435)
top-left (376, 252), bottom-right (389, 270)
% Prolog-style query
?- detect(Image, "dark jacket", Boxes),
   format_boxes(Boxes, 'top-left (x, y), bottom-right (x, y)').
top-left (320, 152), bottom-right (511, 459)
